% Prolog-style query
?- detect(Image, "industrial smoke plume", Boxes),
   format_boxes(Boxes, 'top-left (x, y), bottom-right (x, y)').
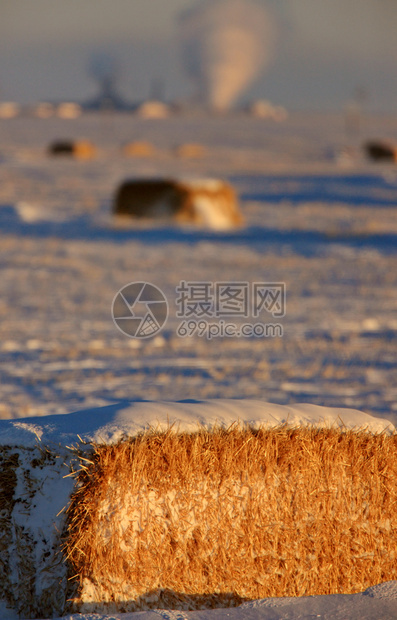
top-left (179, 0), bottom-right (275, 111)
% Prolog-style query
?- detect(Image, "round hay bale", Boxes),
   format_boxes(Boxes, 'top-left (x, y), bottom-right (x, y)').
top-left (48, 140), bottom-right (75, 156)
top-left (175, 143), bottom-right (207, 159)
top-left (122, 141), bottom-right (156, 158)
top-left (73, 140), bottom-right (96, 160)
top-left (364, 140), bottom-right (397, 162)
top-left (112, 177), bottom-right (243, 230)
top-left (113, 179), bottom-right (184, 220)
top-left (135, 101), bottom-right (170, 119)
top-left (48, 140), bottom-right (96, 159)
top-left (56, 102), bottom-right (82, 119)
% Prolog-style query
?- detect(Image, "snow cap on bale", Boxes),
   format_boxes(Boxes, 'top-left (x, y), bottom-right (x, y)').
top-left (112, 177), bottom-right (243, 230)
top-left (0, 400), bottom-right (394, 448)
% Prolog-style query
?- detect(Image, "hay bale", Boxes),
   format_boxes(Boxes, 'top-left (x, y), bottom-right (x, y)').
top-left (135, 101), bottom-right (170, 119)
top-left (64, 427), bottom-right (397, 614)
top-left (48, 140), bottom-right (96, 159)
top-left (1, 403), bottom-right (396, 618)
top-left (112, 178), bottom-right (243, 230)
top-left (56, 102), bottom-right (82, 119)
top-left (364, 140), bottom-right (397, 162)
top-left (122, 141), bottom-right (156, 158)
top-left (175, 143), bottom-right (207, 159)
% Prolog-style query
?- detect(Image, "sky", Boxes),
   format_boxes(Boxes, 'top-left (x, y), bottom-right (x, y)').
top-left (0, 0), bottom-right (396, 111)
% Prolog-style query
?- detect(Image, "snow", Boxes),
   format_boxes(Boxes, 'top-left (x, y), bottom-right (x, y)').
top-left (190, 195), bottom-right (234, 230)
top-left (1, 111), bottom-right (397, 618)
top-left (0, 400), bottom-right (394, 448)
top-left (1, 581), bottom-right (396, 619)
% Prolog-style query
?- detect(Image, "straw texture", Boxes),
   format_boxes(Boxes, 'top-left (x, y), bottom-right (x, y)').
top-left (65, 426), bottom-right (397, 613)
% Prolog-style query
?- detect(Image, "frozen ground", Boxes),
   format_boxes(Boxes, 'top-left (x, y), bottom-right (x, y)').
top-left (0, 110), bottom-right (397, 618)
top-left (0, 111), bottom-right (396, 427)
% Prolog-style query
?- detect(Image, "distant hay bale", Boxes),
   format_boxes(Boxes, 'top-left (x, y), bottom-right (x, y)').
top-left (56, 102), bottom-right (82, 119)
top-left (0, 102), bottom-right (20, 119)
top-left (364, 140), bottom-right (397, 162)
top-left (122, 141), bottom-right (156, 158)
top-left (35, 102), bottom-right (54, 118)
top-left (64, 427), bottom-right (397, 614)
top-left (175, 143), bottom-right (207, 159)
top-left (112, 178), bottom-right (243, 230)
top-left (248, 100), bottom-right (288, 122)
top-left (135, 101), bottom-right (170, 119)
top-left (48, 139), bottom-right (96, 160)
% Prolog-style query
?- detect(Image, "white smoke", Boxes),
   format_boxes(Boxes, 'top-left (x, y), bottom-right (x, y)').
top-left (179, 0), bottom-right (276, 110)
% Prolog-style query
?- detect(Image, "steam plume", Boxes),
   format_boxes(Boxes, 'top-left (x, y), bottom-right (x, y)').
top-left (179, 0), bottom-right (275, 110)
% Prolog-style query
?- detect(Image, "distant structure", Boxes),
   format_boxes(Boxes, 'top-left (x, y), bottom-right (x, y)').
top-left (84, 53), bottom-right (131, 111)
top-left (84, 75), bottom-right (131, 111)
top-left (179, 0), bottom-right (276, 111)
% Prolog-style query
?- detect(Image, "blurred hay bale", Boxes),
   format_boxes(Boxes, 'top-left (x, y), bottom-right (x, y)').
top-left (175, 143), bottom-right (207, 159)
top-left (56, 102), bottom-right (82, 119)
top-left (247, 100), bottom-right (288, 122)
top-left (364, 140), bottom-right (397, 162)
top-left (0, 102), bottom-right (20, 119)
top-left (122, 141), bottom-right (156, 158)
top-left (48, 139), bottom-right (96, 160)
top-left (135, 101), bottom-right (170, 119)
top-left (112, 178), bottom-right (243, 230)
top-left (65, 427), bottom-right (397, 614)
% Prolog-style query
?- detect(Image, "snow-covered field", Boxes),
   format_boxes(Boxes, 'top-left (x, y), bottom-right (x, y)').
top-left (1, 111), bottom-right (397, 618)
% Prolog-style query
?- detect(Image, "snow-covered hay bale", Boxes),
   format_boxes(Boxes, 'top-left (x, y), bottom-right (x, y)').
top-left (65, 427), bottom-right (397, 614)
top-left (364, 140), bottom-right (397, 162)
top-left (112, 178), bottom-right (243, 230)
top-left (122, 141), bottom-right (156, 157)
top-left (47, 139), bottom-right (96, 159)
top-left (1, 401), bottom-right (396, 618)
